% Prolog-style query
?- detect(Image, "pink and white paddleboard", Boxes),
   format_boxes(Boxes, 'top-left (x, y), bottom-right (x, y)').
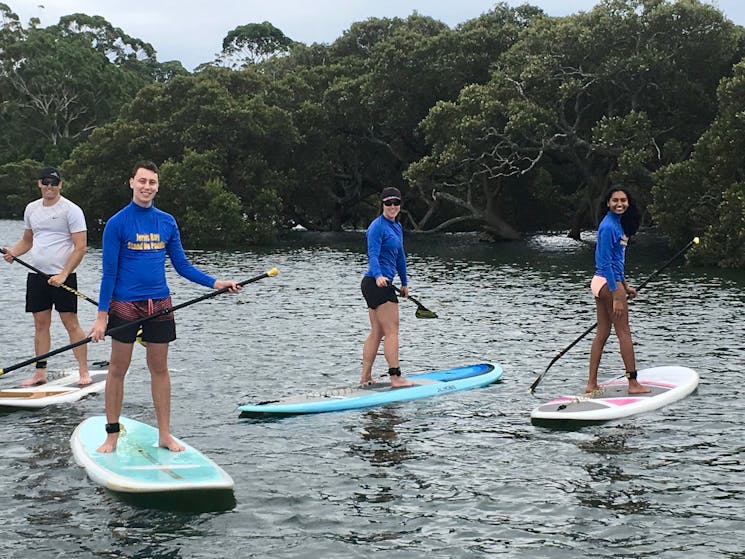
top-left (531, 365), bottom-right (699, 426)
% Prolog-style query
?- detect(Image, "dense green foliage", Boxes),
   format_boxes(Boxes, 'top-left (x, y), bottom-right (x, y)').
top-left (1, 1), bottom-right (744, 266)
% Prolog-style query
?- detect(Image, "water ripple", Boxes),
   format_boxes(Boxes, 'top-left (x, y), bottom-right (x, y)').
top-left (1, 220), bottom-right (744, 558)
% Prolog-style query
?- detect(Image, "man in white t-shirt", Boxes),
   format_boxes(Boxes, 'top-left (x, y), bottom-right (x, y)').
top-left (2, 167), bottom-right (91, 386)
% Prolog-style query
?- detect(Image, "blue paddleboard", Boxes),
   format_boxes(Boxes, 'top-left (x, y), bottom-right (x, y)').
top-left (238, 362), bottom-right (502, 417)
top-left (71, 416), bottom-right (234, 493)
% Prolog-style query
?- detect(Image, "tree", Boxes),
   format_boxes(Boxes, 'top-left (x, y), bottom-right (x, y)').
top-left (65, 67), bottom-right (298, 244)
top-left (408, 0), bottom-right (744, 239)
top-left (0, 9), bottom-right (163, 169)
top-left (215, 22), bottom-right (295, 69)
top-left (0, 159), bottom-right (42, 219)
top-left (652, 59), bottom-right (745, 268)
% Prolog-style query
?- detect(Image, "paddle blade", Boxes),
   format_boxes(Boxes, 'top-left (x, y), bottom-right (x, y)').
top-left (267, 267), bottom-right (279, 277)
top-left (415, 307), bottom-right (438, 319)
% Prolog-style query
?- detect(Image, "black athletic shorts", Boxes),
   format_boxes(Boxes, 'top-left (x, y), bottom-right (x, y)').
top-left (107, 297), bottom-right (176, 344)
top-left (26, 272), bottom-right (78, 313)
top-left (361, 276), bottom-right (398, 310)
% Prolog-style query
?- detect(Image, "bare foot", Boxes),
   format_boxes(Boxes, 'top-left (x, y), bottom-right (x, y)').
top-left (584, 384), bottom-right (600, 394)
top-left (628, 380), bottom-right (651, 394)
top-left (390, 376), bottom-right (414, 388)
top-left (77, 373), bottom-right (93, 386)
top-left (97, 433), bottom-right (119, 453)
top-left (359, 375), bottom-right (372, 386)
top-left (21, 372), bottom-right (47, 387)
top-left (159, 434), bottom-right (185, 452)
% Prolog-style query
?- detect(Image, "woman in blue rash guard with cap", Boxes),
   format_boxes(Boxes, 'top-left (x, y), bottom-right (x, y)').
top-left (359, 187), bottom-right (413, 388)
top-left (586, 186), bottom-right (650, 395)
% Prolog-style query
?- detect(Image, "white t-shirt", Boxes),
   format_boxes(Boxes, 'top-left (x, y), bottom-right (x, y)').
top-left (23, 196), bottom-right (87, 275)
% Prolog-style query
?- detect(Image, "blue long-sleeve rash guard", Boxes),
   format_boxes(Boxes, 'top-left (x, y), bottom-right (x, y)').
top-left (364, 214), bottom-right (408, 286)
top-left (98, 202), bottom-right (215, 312)
top-left (595, 210), bottom-right (627, 292)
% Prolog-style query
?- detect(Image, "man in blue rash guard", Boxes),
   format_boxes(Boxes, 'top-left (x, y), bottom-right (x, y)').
top-left (89, 160), bottom-right (241, 453)
top-left (586, 187), bottom-right (650, 395)
top-left (359, 186), bottom-right (413, 388)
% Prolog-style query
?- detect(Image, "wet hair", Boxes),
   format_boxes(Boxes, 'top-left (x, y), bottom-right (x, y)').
top-left (130, 160), bottom-right (159, 178)
top-left (603, 186), bottom-right (640, 237)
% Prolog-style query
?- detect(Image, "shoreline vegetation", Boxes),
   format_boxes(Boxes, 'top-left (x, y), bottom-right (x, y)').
top-left (0, 1), bottom-right (743, 268)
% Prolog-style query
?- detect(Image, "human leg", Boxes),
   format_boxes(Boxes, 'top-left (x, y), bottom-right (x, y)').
top-left (21, 309), bottom-right (52, 386)
top-left (58, 311), bottom-right (91, 385)
top-left (146, 342), bottom-right (184, 452)
top-left (97, 339), bottom-right (134, 453)
top-left (609, 304), bottom-right (650, 394)
top-left (586, 290), bottom-right (612, 393)
top-left (376, 302), bottom-right (412, 388)
top-left (360, 308), bottom-right (384, 385)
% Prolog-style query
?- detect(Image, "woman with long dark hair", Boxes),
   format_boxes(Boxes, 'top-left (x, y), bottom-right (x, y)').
top-left (586, 187), bottom-right (650, 395)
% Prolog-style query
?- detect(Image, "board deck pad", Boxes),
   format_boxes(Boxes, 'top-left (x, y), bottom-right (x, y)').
top-left (71, 416), bottom-right (234, 494)
top-left (0, 364), bottom-right (108, 409)
top-left (238, 362), bottom-right (502, 417)
top-left (531, 365), bottom-right (699, 427)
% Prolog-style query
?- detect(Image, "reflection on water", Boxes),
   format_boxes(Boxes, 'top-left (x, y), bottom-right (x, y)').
top-left (1, 219), bottom-right (745, 558)
top-left (349, 409), bottom-right (412, 468)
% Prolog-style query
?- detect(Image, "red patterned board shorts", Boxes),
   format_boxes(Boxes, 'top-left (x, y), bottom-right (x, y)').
top-left (107, 297), bottom-right (176, 343)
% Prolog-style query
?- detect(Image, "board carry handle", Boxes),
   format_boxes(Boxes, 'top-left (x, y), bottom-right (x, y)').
top-left (0, 268), bottom-right (279, 377)
top-left (528, 237), bottom-right (700, 395)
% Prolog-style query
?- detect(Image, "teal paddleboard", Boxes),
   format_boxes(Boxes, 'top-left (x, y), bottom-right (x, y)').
top-left (71, 416), bottom-right (234, 493)
top-left (238, 362), bottom-right (502, 417)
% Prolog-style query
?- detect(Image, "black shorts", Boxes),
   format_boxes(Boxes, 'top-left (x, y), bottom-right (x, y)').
top-left (26, 272), bottom-right (79, 313)
top-left (108, 298), bottom-right (176, 344)
top-left (361, 276), bottom-right (398, 310)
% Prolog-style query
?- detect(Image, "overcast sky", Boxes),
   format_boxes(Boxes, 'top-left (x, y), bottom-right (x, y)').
top-left (8, 1), bottom-right (745, 71)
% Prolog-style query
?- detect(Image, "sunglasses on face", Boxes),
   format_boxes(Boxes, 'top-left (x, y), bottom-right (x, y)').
top-left (41, 178), bottom-right (60, 187)
top-left (383, 198), bottom-right (401, 206)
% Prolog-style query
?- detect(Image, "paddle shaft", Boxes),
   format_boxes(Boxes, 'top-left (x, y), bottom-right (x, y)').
top-left (391, 284), bottom-right (428, 310)
top-left (0, 269), bottom-right (277, 376)
top-left (0, 247), bottom-right (98, 306)
top-left (528, 237), bottom-right (698, 394)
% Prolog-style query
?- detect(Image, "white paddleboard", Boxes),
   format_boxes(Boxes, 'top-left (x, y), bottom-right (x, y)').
top-left (71, 415), bottom-right (234, 494)
top-left (531, 365), bottom-right (699, 426)
top-left (0, 362), bottom-right (108, 409)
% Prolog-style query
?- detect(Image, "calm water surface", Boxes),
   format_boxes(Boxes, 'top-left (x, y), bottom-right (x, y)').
top-left (0, 219), bottom-right (743, 558)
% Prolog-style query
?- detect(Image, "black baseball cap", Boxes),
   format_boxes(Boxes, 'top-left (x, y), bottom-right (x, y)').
top-left (380, 187), bottom-right (401, 200)
top-left (39, 167), bottom-right (61, 181)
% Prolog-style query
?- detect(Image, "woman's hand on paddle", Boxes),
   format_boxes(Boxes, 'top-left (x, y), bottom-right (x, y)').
top-left (625, 285), bottom-right (638, 299)
top-left (214, 279), bottom-right (242, 293)
top-left (399, 285), bottom-right (409, 298)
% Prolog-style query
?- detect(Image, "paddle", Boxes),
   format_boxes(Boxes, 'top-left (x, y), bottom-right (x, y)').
top-left (1, 247), bottom-right (98, 306)
top-left (391, 284), bottom-right (438, 318)
top-left (0, 267), bottom-right (279, 377)
top-left (528, 237), bottom-right (700, 395)
top-left (0, 246), bottom-right (150, 346)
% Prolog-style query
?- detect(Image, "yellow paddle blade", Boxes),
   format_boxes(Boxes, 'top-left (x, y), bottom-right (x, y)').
top-left (136, 326), bottom-right (146, 347)
top-left (267, 267), bottom-right (279, 277)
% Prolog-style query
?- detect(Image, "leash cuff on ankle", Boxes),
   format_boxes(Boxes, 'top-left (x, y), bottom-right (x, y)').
top-left (105, 422), bottom-right (121, 434)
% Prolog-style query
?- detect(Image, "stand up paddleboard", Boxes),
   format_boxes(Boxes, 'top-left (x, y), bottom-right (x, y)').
top-left (238, 362), bottom-right (502, 418)
top-left (531, 365), bottom-right (699, 427)
top-left (71, 416), bottom-right (234, 495)
top-left (0, 362), bottom-right (108, 410)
